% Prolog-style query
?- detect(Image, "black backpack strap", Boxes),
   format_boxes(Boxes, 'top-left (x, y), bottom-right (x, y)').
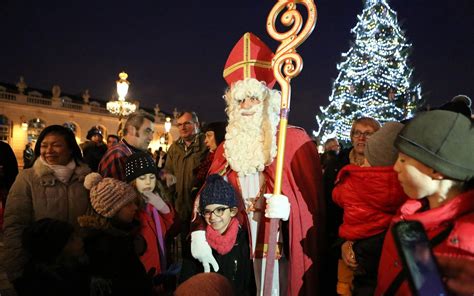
top-left (383, 224), bottom-right (453, 295)
top-left (429, 225), bottom-right (454, 248)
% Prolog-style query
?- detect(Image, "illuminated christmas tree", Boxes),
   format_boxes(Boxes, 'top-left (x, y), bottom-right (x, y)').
top-left (315, 0), bottom-right (422, 144)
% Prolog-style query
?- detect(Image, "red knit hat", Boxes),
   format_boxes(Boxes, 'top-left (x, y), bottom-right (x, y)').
top-left (223, 32), bottom-right (275, 88)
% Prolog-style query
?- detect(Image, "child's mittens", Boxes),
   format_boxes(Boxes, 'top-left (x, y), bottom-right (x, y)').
top-left (142, 191), bottom-right (170, 214)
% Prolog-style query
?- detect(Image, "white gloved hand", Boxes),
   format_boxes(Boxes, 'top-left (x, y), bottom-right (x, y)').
top-left (191, 230), bottom-right (219, 272)
top-left (142, 191), bottom-right (170, 214)
top-left (164, 173), bottom-right (177, 187)
top-left (264, 193), bottom-right (291, 221)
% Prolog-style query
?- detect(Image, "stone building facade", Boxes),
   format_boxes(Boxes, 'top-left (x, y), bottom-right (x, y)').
top-left (0, 77), bottom-right (179, 167)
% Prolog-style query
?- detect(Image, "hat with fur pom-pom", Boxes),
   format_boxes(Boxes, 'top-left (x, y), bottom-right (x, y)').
top-left (84, 172), bottom-right (137, 218)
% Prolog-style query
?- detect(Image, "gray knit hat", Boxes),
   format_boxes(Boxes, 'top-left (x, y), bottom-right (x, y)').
top-left (84, 173), bottom-right (138, 218)
top-left (125, 152), bottom-right (157, 183)
top-left (365, 122), bottom-right (405, 166)
top-left (200, 174), bottom-right (237, 210)
top-left (395, 110), bottom-right (474, 181)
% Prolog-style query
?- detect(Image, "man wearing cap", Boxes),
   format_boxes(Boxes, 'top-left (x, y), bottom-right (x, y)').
top-left (81, 126), bottom-right (108, 172)
top-left (98, 110), bottom-right (155, 181)
top-left (191, 32), bottom-right (325, 296)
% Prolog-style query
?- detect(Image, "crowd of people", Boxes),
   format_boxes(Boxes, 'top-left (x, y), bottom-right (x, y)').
top-left (0, 32), bottom-right (473, 296)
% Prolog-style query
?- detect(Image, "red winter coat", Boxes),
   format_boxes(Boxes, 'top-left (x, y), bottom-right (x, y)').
top-left (138, 203), bottom-right (175, 275)
top-left (332, 165), bottom-right (408, 241)
top-left (375, 189), bottom-right (474, 296)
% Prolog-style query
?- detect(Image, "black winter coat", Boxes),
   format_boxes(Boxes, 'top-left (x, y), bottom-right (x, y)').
top-left (212, 227), bottom-right (254, 296)
top-left (183, 227), bottom-right (255, 295)
top-left (15, 258), bottom-right (90, 296)
top-left (81, 218), bottom-right (152, 296)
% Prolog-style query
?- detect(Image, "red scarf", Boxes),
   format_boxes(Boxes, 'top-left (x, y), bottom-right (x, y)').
top-left (205, 218), bottom-right (239, 255)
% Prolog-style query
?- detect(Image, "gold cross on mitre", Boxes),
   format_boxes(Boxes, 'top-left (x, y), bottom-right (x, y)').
top-left (223, 32), bottom-right (276, 88)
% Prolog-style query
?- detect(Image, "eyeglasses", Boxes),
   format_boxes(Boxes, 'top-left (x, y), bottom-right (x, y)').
top-left (353, 131), bottom-right (374, 138)
top-left (201, 207), bottom-right (230, 218)
top-left (177, 121), bottom-right (193, 128)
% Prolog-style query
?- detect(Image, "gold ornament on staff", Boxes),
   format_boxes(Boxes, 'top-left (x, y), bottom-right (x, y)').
top-left (263, 1), bottom-right (317, 295)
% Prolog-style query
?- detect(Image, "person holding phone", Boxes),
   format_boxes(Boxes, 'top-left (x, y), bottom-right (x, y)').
top-left (375, 108), bottom-right (474, 296)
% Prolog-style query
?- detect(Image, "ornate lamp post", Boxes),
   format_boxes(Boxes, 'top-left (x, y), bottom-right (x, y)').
top-left (106, 71), bottom-right (136, 136)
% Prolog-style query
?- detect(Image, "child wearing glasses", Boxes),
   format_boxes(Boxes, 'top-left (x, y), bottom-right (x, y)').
top-left (196, 174), bottom-right (254, 295)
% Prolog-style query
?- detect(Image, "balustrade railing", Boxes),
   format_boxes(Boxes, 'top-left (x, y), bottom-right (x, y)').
top-left (0, 92), bottom-right (16, 101)
top-left (62, 102), bottom-right (83, 110)
top-left (27, 96), bottom-right (52, 106)
top-left (0, 90), bottom-right (110, 115)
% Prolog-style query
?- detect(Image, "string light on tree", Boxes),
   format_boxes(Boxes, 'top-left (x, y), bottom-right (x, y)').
top-left (314, 0), bottom-right (422, 144)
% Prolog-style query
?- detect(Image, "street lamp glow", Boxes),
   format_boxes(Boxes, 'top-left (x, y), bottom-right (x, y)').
top-left (107, 71), bottom-right (137, 135)
top-left (116, 71), bottom-right (130, 101)
top-left (164, 117), bottom-right (171, 133)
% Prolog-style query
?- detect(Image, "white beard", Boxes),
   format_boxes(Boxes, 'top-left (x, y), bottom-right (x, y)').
top-left (224, 79), bottom-right (281, 177)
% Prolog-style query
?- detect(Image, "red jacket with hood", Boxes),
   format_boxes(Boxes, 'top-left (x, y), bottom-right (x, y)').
top-left (375, 189), bottom-right (474, 296)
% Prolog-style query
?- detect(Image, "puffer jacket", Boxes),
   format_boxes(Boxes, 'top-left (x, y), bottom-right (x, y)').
top-left (332, 165), bottom-right (408, 241)
top-left (375, 189), bottom-right (474, 296)
top-left (2, 159), bottom-right (91, 280)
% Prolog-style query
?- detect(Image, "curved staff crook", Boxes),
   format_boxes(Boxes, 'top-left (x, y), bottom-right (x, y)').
top-left (264, 1), bottom-right (317, 295)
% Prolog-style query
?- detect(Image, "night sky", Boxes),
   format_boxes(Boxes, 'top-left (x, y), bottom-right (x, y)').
top-left (1, 0), bottom-right (473, 134)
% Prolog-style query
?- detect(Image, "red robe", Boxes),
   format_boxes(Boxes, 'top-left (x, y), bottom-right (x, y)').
top-left (193, 127), bottom-right (325, 296)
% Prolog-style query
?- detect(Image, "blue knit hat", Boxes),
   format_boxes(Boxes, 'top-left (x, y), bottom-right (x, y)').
top-left (200, 174), bottom-right (237, 210)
